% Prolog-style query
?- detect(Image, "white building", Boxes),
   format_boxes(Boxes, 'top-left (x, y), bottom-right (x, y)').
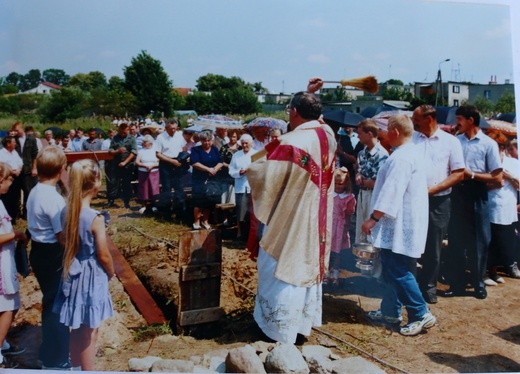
top-left (21, 81), bottom-right (62, 94)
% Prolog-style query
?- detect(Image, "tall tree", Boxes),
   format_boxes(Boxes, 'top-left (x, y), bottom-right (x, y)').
top-left (193, 73), bottom-right (260, 114)
top-left (68, 71), bottom-right (107, 91)
top-left (494, 91), bottom-right (515, 114)
top-left (473, 96), bottom-right (494, 117)
top-left (108, 76), bottom-right (125, 91)
top-left (19, 69), bottom-right (42, 91)
top-left (42, 69), bottom-right (70, 86)
top-left (5, 72), bottom-right (21, 87)
top-left (38, 87), bottom-right (89, 122)
top-left (124, 50), bottom-right (174, 116)
top-left (249, 82), bottom-right (269, 94)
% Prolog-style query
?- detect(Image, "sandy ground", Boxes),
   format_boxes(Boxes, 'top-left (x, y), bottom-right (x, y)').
top-left (6, 201), bottom-right (520, 373)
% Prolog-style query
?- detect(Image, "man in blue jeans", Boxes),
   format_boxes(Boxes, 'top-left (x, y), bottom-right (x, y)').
top-left (362, 114), bottom-right (436, 336)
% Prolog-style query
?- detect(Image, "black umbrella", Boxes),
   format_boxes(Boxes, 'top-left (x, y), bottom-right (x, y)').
top-left (497, 112), bottom-right (516, 124)
top-left (322, 110), bottom-right (365, 128)
top-left (435, 106), bottom-right (457, 125)
top-left (360, 106), bottom-right (379, 118)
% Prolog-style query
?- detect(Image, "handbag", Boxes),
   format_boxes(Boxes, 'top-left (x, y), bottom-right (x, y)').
top-left (175, 151), bottom-right (191, 170)
top-left (15, 240), bottom-right (30, 278)
top-left (204, 179), bottom-right (224, 200)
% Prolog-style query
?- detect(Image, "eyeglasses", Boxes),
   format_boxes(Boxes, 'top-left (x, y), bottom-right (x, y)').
top-left (285, 105), bottom-right (292, 115)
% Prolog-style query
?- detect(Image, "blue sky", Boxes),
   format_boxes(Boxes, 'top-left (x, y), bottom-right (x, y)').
top-left (0, 0), bottom-right (518, 96)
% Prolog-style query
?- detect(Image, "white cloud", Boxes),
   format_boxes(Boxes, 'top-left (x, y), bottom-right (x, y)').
top-left (307, 54), bottom-right (330, 64)
top-left (485, 18), bottom-right (511, 39)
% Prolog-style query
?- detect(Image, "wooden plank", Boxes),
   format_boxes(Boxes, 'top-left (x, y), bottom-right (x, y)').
top-left (107, 236), bottom-right (167, 325)
top-left (178, 230), bottom-right (223, 325)
top-left (180, 263), bottom-right (221, 281)
top-left (65, 150), bottom-right (114, 163)
top-left (178, 229), bottom-right (221, 266)
top-left (178, 307), bottom-right (225, 326)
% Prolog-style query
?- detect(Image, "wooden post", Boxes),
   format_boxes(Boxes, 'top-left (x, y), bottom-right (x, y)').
top-left (177, 229), bottom-right (224, 327)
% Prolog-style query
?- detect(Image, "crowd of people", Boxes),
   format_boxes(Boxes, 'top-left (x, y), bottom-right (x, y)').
top-left (248, 78), bottom-right (519, 344)
top-left (0, 78), bottom-right (518, 368)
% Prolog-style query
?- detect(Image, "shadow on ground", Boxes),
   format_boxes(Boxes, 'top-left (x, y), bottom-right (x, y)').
top-left (495, 324), bottom-right (520, 346)
top-left (426, 352), bottom-right (520, 373)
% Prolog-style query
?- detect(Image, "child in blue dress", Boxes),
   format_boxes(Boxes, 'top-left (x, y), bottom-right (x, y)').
top-left (53, 159), bottom-right (115, 371)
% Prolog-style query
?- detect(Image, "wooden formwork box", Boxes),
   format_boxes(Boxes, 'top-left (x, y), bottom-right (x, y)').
top-left (177, 229), bottom-right (225, 329)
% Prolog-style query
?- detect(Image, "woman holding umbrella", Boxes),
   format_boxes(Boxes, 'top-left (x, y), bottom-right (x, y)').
top-left (190, 131), bottom-right (224, 230)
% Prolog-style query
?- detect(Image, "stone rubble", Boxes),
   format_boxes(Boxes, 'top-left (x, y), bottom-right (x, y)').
top-left (127, 342), bottom-right (386, 373)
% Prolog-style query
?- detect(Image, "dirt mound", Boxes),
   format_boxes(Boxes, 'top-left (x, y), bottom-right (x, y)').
top-left (7, 203), bottom-right (520, 372)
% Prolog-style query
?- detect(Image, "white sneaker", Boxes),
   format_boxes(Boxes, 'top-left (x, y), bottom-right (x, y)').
top-left (138, 207), bottom-right (147, 214)
top-left (483, 277), bottom-right (498, 286)
top-left (400, 312), bottom-right (436, 336)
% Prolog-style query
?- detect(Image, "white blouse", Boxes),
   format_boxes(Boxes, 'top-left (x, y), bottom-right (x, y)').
top-left (489, 156), bottom-right (519, 225)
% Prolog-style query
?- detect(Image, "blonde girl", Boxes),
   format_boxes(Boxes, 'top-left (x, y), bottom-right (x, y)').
top-left (0, 162), bottom-right (27, 368)
top-left (53, 159), bottom-right (115, 371)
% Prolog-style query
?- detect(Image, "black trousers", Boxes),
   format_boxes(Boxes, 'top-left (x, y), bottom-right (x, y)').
top-left (22, 173), bottom-right (37, 216)
top-left (105, 160), bottom-right (116, 201)
top-left (109, 163), bottom-right (134, 204)
top-left (159, 161), bottom-right (186, 208)
top-left (446, 181), bottom-right (491, 289)
top-left (29, 241), bottom-right (70, 367)
top-left (418, 195), bottom-right (451, 294)
top-left (488, 223), bottom-right (518, 268)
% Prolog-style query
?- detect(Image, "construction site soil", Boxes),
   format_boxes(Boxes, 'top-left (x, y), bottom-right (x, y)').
top-left (6, 199), bottom-right (520, 373)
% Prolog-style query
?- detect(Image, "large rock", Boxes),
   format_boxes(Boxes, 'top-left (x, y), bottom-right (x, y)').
top-left (151, 359), bottom-right (195, 372)
top-left (301, 345), bottom-right (335, 373)
top-left (250, 340), bottom-right (276, 363)
top-left (331, 357), bottom-right (386, 374)
top-left (128, 356), bottom-right (162, 372)
top-left (265, 344), bottom-right (309, 373)
top-left (225, 345), bottom-right (266, 373)
top-left (203, 349), bottom-right (229, 372)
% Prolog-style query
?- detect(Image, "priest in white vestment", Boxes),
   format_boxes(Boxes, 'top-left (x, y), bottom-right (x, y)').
top-left (248, 90), bottom-right (336, 344)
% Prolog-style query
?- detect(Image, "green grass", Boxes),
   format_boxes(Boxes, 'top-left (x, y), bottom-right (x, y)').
top-left (0, 113), bottom-right (115, 133)
top-left (131, 323), bottom-right (172, 342)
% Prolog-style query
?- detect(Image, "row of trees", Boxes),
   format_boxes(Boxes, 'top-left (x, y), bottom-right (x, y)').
top-left (0, 51), bottom-right (265, 122)
top-left (0, 51), bottom-right (515, 122)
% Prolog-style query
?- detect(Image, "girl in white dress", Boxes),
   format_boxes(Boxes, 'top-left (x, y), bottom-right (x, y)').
top-left (0, 163), bottom-right (27, 368)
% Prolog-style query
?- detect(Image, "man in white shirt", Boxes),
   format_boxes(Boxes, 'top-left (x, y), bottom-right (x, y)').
top-left (155, 119), bottom-right (187, 218)
top-left (411, 105), bottom-right (465, 304)
top-left (362, 114), bottom-right (436, 337)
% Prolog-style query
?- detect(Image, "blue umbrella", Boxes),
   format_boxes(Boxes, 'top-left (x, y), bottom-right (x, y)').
top-left (322, 110), bottom-right (365, 128)
top-left (246, 117), bottom-right (288, 133)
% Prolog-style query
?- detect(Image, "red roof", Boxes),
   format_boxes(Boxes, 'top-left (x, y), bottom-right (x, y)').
top-left (174, 87), bottom-right (191, 96)
top-left (41, 81), bottom-right (62, 90)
